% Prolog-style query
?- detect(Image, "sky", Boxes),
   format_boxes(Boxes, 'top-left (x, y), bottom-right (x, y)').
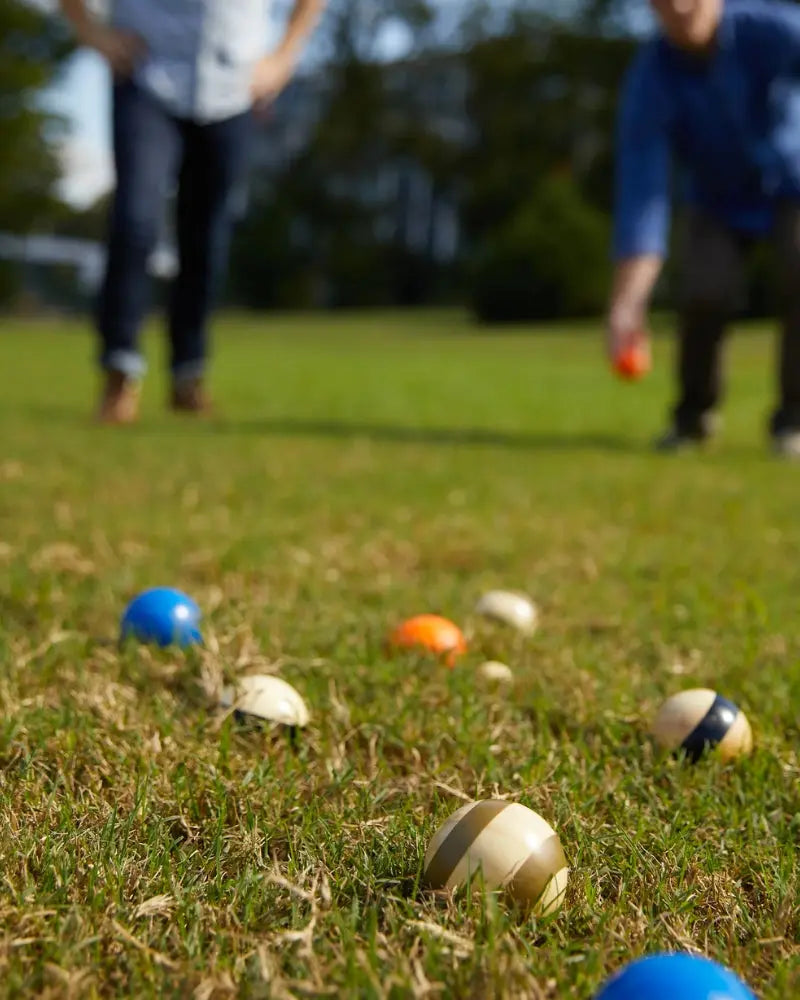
top-left (45, 50), bottom-right (114, 207)
top-left (29, 0), bottom-right (109, 206)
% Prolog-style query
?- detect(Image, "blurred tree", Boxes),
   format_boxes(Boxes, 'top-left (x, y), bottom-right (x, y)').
top-left (51, 193), bottom-right (109, 240)
top-left (0, 0), bottom-right (69, 232)
top-left (231, 0), bottom-right (464, 309)
top-left (230, 0), bottom-right (642, 317)
top-left (228, 187), bottom-right (317, 309)
top-left (462, 13), bottom-right (633, 320)
top-left (313, 0), bottom-right (436, 62)
top-left (577, 0), bottom-right (639, 32)
top-left (471, 174), bottom-right (609, 322)
top-left (0, 0), bottom-right (70, 307)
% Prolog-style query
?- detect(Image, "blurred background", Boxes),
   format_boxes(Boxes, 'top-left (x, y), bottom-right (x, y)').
top-left (6, 0), bottom-right (775, 325)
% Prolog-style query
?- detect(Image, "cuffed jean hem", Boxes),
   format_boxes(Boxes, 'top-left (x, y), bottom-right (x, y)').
top-left (172, 360), bottom-right (206, 382)
top-left (101, 350), bottom-right (147, 379)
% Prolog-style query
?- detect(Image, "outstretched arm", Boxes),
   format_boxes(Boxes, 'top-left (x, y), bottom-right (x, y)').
top-left (252, 0), bottom-right (326, 105)
top-left (607, 50), bottom-right (670, 360)
top-left (608, 256), bottom-right (663, 360)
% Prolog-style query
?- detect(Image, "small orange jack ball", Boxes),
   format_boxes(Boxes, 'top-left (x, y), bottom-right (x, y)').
top-left (388, 614), bottom-right (467, 667)
top-left (613, 340), bottom-right (651, 381)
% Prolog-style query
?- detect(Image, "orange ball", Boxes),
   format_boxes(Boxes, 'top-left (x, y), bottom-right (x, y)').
top-left (388, 614), bottom-right (467, 667)
top-left (613, 340), bottom-right (650, 380)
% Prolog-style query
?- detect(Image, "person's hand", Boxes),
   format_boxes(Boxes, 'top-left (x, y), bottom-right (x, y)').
top-left (606, 297), bottom-right (649, 363)
top-left (251, 50), bottom-right (295, 107)
top-left (78, 22), bottom-right (146, 79)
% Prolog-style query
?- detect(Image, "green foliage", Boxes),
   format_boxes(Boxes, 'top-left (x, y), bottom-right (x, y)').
top-left (0, 0), bottom-right (70, 233)
top-left (471, 174), bottom-right (610, 322)
top-left (0, 258), bottom-right (21, 307)
top-left (52, 195), bottom-right (110, 242)
top-left (462, 19), bottom-right (633, 214)
top-left (228, 192), bottom-right (317, 309)
top-left (230, 7), bottom-right (634, 318)
top-left (234, 36), bottom-right (464, 309)
top-left (462, 20), bottom-right (633, 322)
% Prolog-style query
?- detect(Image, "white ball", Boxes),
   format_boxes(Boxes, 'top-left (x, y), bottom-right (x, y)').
top-left (478, 660), bottom-right (514, 683)
top-left (424, 800), bottom-right (568, 914)
top-left (651, 688), bottom-right (752, 763)
top-left (475, 591), bottom-right (538, 634)
top-left (220, 674), bottom-right (310, 728)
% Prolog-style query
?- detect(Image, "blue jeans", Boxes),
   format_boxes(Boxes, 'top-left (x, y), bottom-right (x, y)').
top-left (97, 80), bottom-right (253, 380)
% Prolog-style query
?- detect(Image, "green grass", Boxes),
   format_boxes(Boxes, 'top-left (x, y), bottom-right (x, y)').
top-left (0, 311), bottom-right (798, 998)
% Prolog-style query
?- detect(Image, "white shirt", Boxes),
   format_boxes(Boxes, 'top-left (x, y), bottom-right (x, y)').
top-left (111, 0), bottom-right (270, 122)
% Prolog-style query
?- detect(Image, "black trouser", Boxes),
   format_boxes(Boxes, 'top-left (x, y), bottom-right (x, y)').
top-left (674, 205), bottom-right (800, 435)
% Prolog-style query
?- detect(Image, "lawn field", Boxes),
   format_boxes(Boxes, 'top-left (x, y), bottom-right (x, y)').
top-left (0, 312), bottom-right (798, 999)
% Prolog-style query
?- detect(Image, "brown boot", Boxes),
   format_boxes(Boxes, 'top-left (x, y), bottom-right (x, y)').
top-left (171, 376), bottom-right (213, 415)
top-left (97, 370), bottom-right (140, 425)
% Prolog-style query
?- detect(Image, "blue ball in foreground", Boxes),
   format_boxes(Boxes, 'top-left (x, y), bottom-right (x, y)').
top-left (595, 954), bottom-right (756, 1000)
top-left (121, 588), bottom-right (202, 648)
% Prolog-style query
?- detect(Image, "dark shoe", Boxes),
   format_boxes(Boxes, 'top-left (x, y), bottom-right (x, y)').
top-left (772, 429), bottom-right (800, 459)
top-left (653, 427), bottom-right (708, 452)
top-left (97, 370), bottom-right (140, 425)
top-left (171, 377), bottom-right (213, 415)
top-left (655, 411), bottom-right (719, 452)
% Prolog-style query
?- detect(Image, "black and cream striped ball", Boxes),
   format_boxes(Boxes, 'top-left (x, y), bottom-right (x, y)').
top-left (424, 800), bottom-right (568, 914)
top-left (651, 688), bottom-right (752, 763)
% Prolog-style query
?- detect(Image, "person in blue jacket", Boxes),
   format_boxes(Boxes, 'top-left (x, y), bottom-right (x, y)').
top-left (609, 0), bottom-right (800, 455)
top-left (59, 0), bottom-right (324, 423)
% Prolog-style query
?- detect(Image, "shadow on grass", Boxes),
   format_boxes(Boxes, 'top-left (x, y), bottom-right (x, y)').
top-left (15, 405), bottom-right (769, 459)
top-left (8, 404), bottom-right (633, 451)
top-left (208, 417), bottom-right (636, 453)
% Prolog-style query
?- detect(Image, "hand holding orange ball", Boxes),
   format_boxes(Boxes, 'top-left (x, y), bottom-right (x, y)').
top-left (613, 334), bottom-right (651, 380)
top-left (607, 273), bottom-right (656, 381)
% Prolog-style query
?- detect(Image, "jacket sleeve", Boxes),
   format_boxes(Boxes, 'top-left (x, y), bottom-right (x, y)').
top-left (741, 0), bottom-right (800, 70)
top-left (613, 49), bottom-right (671, 260)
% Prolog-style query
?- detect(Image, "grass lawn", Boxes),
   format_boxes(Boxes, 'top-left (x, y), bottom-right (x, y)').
top-left (0, 311), bottom-right (798, 998)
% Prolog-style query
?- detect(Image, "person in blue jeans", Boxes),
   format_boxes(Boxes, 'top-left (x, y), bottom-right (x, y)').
top-left (60, 0), bottom-right (324, 423)
top-left (608, 0), bottom-right (800, 457)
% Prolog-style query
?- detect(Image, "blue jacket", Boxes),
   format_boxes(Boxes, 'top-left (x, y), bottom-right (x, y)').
top-left (614, 0), bottom-right (800, 259)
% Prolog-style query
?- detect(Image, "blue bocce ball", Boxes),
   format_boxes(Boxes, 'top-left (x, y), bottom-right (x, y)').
top-left (120, 587), bottom-right (202, 648)
top-left (595, 953), bottom-right (756, 1000)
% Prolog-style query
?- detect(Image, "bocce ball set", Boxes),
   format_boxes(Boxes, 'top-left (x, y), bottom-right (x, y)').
top-left (118, 585), bottom-right (757, 996)
top-left (120, 588), bottom-right (310, 729)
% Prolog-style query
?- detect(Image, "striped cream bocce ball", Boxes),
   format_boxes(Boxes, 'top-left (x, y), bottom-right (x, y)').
top-left (651, 688), bottom-right (752, 763)
top-left (424, 800), bottom-right (568, 914)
